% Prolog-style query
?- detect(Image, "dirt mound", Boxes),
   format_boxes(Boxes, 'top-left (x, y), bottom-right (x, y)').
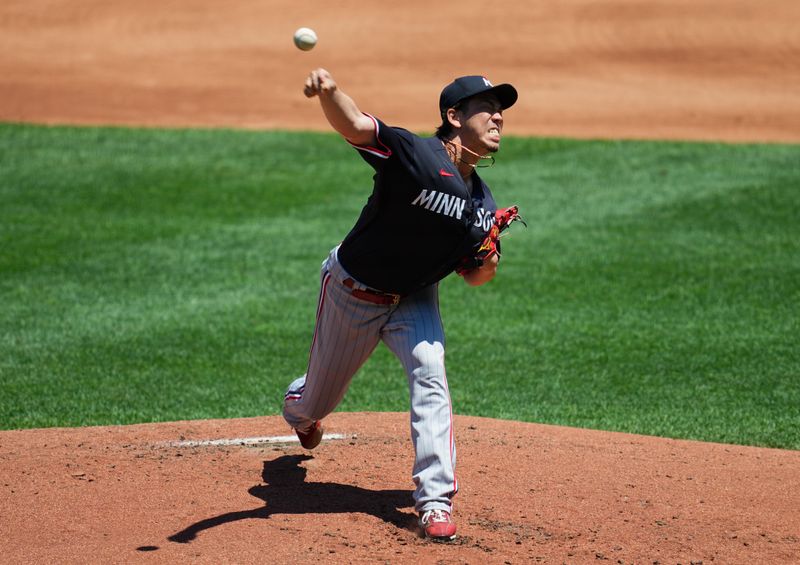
top-left (1, 413), bottom-right (798, 563)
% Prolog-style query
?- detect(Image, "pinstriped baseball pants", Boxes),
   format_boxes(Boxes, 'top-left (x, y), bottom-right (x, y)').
top-left (283, 247), bottom-right (457, 513)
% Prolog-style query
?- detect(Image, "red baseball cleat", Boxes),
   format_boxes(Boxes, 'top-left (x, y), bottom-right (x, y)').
top-left (419, 509), bottom-right (457, 541)
top-left (295, 421), bottom-right (323, 450)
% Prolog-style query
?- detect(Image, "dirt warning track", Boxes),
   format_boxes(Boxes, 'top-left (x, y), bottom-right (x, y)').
top-left (1, 0), bottom-right (799, 141)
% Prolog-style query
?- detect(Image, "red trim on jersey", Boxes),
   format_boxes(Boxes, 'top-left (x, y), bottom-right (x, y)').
top-left (347, 113), bottom-right (392, 159)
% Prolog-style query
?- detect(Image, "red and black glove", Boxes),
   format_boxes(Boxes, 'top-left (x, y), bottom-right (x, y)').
top-left (456, 206), bottom-right (526, 276)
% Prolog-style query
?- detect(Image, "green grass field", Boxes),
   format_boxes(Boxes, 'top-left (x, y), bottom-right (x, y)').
top-left (1, 123), bottom-right (798, 449)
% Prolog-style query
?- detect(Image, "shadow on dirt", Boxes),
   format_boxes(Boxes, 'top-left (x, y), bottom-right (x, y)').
top-left (167, 454), bottom-right (416, 543)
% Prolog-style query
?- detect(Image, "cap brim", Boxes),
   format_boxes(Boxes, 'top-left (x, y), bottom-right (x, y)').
top-left (439, 78), bottom-right (519, 118)
top-left (488, 83), bottom-right (518, 110)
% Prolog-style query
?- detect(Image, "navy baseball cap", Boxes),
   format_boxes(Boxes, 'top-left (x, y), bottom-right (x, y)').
top-left (439, 75), bottom-right (518, 119)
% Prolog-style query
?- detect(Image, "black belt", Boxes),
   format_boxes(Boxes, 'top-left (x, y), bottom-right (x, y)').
top-left (342, 278), bottom-right (401, 305)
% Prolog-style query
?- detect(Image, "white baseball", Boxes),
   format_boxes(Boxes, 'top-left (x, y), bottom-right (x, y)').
top-left (293, 27), bottom-right (317, 51)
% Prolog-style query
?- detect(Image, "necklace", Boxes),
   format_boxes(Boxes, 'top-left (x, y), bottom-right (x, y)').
top-left (442, 140), bottom-right (496, 168)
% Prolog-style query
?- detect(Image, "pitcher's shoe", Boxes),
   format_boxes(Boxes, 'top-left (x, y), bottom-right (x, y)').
top-left (419, 509), bottom-right (457, 541)
top-left (295, 421), bottom-right (323, 450)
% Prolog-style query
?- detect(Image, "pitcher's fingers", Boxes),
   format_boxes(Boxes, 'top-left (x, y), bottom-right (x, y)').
top-left (318, 74), bottom-right (333, 93)
top-left (311, 69), bottom-right (322, 90)
top-left (304, 73), bottom-right (318, 97)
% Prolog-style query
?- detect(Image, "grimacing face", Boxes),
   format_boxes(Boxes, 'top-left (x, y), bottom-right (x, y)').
top-left (457, 93), bottom-right (504, 153)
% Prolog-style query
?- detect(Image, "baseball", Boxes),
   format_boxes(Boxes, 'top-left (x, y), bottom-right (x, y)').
top-left (293, 27), bottom-right (317, 51)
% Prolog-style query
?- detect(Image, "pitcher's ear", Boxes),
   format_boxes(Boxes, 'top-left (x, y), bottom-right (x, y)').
top-left (446, 107), bottom-right (462, 129)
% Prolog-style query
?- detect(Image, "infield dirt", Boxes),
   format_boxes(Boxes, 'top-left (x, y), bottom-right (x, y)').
top-left (1, 0), bottom-right (799, 141)
top-left (1, 1), bottom-right (799, 563)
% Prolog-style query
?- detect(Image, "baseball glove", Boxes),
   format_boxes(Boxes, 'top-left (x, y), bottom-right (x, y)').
top-left (456, 205), bottom-right (526, 276)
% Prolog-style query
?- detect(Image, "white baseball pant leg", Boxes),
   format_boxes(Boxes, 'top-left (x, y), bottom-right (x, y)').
top-left (283, 248), bottom-right (457, 513)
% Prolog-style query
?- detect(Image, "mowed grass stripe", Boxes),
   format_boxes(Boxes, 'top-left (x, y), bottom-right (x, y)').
top-left (1, 123), bottom-right (798, 448)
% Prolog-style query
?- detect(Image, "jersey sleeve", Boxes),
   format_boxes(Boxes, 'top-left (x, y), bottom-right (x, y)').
top-left (346, 113), bottom-right (415, 170)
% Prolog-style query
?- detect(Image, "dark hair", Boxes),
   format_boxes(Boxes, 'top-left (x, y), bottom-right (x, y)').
top-left (435, 119), bottom-right (453, 139)
top-left (435, 101), bottom-right (463, 139)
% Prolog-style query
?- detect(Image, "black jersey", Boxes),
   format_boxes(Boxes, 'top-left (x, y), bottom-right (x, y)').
top-left (337, 115), bottom-right (498, 295)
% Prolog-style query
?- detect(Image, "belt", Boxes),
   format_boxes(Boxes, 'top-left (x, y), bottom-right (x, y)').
top-left (342, 278), bottom-right (401, 305)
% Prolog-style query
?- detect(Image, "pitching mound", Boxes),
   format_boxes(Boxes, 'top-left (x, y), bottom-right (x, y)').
top-left (1, 412), bottom-right (798, 563)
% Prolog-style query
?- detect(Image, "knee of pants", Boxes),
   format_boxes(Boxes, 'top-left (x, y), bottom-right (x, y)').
top-left (407, 340), bottom-right (446, 383)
